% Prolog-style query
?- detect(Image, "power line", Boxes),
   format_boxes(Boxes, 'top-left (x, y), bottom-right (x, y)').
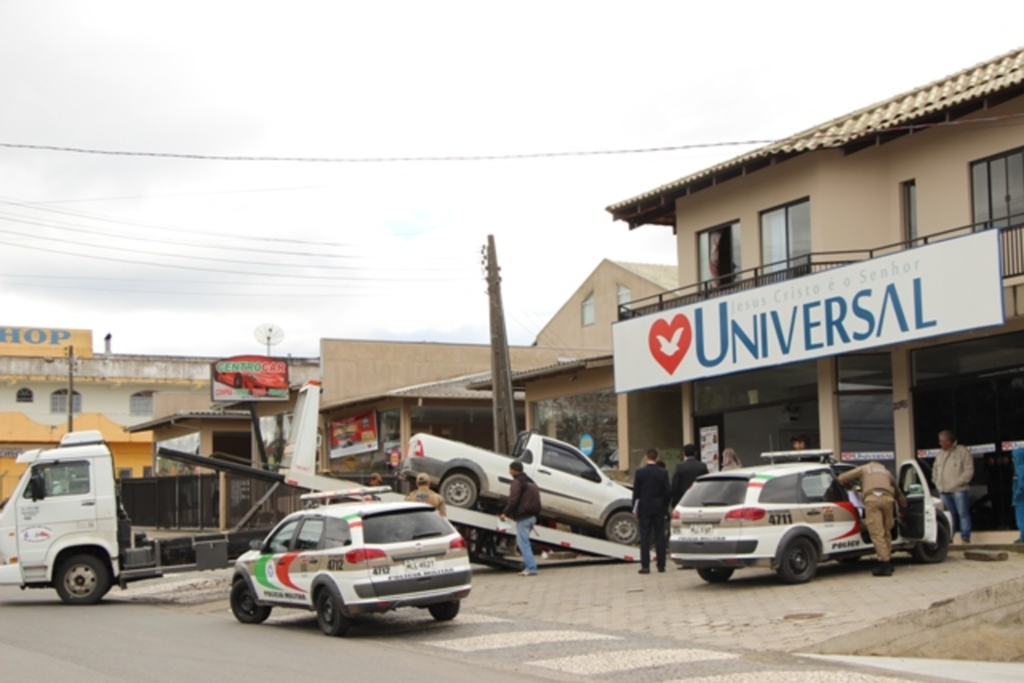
top-left (2, 113), bottom-right (1022, 164)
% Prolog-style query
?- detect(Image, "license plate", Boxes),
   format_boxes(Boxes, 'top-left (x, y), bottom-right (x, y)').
top-left (404, 558), bottom-right (435, 571)
top-left (689, 524), bottom-right (713, 536)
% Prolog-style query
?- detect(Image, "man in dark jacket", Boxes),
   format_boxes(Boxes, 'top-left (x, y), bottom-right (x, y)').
top-left (499, 460), bottom-right (542, 576)
top-left (633, 448), bottom-right (671, 574)
top-left (671, 443), bottom-right (708, 509)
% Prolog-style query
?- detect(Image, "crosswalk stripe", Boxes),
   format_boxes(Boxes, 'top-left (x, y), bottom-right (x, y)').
top-left (530, 647), bottom-right (739, 675)
top-left (428, 629), bottom-right (620, 652)
top-left (662, 672), bottom-right (922, 683)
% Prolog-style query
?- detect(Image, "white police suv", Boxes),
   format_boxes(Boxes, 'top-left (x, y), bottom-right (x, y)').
top-left (230, 488), bottom-right (471, 636)
top-left (669, 453), bottom-right (951, 584)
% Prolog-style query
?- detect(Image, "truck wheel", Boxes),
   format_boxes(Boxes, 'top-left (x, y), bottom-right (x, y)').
top-left (230, 579), bottom-right (271, 624)
top-left (603, 510), bottom-right (640, 545)
top-left (55, 554), bottom-right (111, 605)
top-left (316, 587), bottom-right (352, 637)
top-left (911, 517), bottom-right (951, 564)
top-left (440, 473), bottom-right (478, 509)
top-left (776, 537), bottom-right (818, 584)
top-left (428, 600), bottom-right (460, 622)
top-left (696, 567), bottom-right (735, 583)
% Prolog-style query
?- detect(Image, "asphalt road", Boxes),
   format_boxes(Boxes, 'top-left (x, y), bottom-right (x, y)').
top-left (0, 586), bottom-right (555, 683)
top-left (0, 577), bottom-right (952, 683)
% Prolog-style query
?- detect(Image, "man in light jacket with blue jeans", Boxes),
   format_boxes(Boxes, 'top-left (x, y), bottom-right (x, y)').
top-left (934, 429), bottom-right (974, 544)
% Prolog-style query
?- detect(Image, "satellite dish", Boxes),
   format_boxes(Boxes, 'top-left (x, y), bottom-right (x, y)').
top-left (254, 323), bottom-right (285, 356)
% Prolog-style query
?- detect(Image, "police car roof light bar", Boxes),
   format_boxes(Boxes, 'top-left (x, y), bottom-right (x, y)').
top-left (759, 449), bottom-right (835, 465)
top-left (299, 486), bottom-right (393, 505)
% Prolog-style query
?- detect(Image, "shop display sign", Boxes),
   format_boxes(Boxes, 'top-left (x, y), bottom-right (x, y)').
top-left (330, 411), bottom-right (379, 459)
top-left (840, 451), bottom-right (894, 462)
top-left (699, 425), bottom-right (719, 472)
top-left (613, 231), bottom-right (1004, 392)
top-left (210, 355), bottom-right (289, 401)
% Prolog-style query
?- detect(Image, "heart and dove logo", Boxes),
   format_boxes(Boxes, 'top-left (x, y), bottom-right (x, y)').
top-left (647, 314), bottom-right (692, 374)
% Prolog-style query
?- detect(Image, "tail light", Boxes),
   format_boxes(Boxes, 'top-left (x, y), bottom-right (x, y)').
top-left (671, 509), bottom-right (681, 520)
top-left (345, 547), bottom-right (387, 565)
top-left (411, 439), bottom-right (424, 458)
top-left (449, 536), bottom-right (466, 550)
top-left (724, 507), bottom-right (766, 521)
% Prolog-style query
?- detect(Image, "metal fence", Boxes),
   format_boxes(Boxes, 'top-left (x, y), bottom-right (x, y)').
top-left (119, 472), bottom-right (405, 531)
top-left (120, 474), bottom-right (304, 530)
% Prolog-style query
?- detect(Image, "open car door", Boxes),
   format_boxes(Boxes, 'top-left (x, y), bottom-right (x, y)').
top-left (898, 460), bottom-right (937, 544)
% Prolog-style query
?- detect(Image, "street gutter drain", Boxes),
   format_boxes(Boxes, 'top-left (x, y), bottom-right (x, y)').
top-left (783, 612), bottom-right (824, 620)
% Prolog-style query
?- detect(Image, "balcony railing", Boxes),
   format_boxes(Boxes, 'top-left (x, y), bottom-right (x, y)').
top-left (619, 214), bottom-right (1024, 320)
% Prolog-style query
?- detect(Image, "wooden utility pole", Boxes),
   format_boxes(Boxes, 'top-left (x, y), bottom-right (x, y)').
top-left (485, 235), bottom-right (517, 454)
top-left (66, 345), bottom-right (75, 432)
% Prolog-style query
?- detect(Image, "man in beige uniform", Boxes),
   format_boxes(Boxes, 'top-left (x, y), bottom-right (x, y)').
top-left (838, 462), bottom-right (908, 576)
top-left (406, 472), bottom-right (447, 517)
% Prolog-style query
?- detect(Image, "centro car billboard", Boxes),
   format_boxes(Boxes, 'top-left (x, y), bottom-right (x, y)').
top-left (211, 355), bottom-right (289, 401)
top-left (613, 230), bottom-right (1004, 393)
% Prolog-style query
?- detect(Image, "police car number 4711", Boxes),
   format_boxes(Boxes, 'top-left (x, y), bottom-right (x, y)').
top-left (669, 455), bottom-right (952, 585)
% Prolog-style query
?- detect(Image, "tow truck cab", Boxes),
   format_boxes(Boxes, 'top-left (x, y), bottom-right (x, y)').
top-left (0, 430), bottom-right (245, 604)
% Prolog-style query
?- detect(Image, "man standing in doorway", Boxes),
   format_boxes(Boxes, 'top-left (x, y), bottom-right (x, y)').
top-left (633, 448), bottom-right (671, 574)
top-left (499, 461), bottom-right (542, 576)
top-left (934, 429), bottom-right (974, 544)
top-left (671, 443), bottom-right (708, 509)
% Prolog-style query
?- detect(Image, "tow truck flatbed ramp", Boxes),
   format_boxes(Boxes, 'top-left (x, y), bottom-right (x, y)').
top-left (260, 481), bottom-right (641, 569)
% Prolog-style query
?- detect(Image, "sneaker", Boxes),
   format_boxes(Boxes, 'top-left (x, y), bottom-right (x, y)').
top-left (517, 570), bottom-right (537, 577)
top-left (638, 568), bottom-right (650, 575)
top-left (962, 537), bottom-right (971, 544)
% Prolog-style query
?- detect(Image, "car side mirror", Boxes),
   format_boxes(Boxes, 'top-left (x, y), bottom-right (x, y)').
top-left (29, 469), bottom-right (46, 502)
top-left (581, 469), bottom-right (601, 483)
top-left (249, 539), bottom-right (264, 552)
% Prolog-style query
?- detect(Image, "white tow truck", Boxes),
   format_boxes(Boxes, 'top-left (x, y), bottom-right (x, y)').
top-left (0, 381), bottom-right (643, 606)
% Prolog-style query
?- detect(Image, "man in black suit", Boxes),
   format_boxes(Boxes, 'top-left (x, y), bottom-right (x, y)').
top-left (671, 443), bottom-right (708, 509)
top-left (633, 448), bottom-right (671, 574)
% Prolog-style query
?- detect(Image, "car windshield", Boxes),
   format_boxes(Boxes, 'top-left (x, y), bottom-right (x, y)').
top-left (680, 478), bottom-right (748, 507)
top-left (362, 509), bottom-right (454, 544)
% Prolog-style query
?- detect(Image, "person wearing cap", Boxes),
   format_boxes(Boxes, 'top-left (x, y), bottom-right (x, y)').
top-left (405, 472), bottom-right (447, 518)
top-left (670, 443), bottom-right (708, 509)
top-left (499, 460), bottom-right (542, 576)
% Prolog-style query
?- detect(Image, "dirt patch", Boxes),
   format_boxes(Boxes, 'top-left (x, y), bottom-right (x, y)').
top-left (807, 575), bottom-right (1024, 662)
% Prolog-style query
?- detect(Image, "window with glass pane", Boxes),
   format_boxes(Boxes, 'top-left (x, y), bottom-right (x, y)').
top-left (971, 148), bottom-right (1024, 229)
top-left (901, 180), bottom-right (917, 242)
top-left (16, 388), bottom-right (33, 403)
top-left (698, 221), bottom-right (741, 287)
top-left (617, 284), bottom-right (631, 307)
top-left (760, 199), bottom-right (810, 274)
top-left (50, 389), bottom-right (81, 414)
top-left (581, 293), bottom-right (595, 326)
top-left (130, 391), bottom-right (154, 416)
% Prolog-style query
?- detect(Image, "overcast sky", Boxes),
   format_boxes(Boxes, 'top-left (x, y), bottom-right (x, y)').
top-left (1, 2), bottom-right (1021, 359)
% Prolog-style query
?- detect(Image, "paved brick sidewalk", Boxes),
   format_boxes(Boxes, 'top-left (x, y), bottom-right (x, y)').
top-left (464, 549), bottom-right (1024, 653)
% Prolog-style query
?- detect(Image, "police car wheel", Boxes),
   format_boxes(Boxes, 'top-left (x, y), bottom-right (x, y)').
top-left (776, 537), bottom-right (818, 584)
top-left (428, 600), bottom-right (460, 621)
top-left (911, 517), bottom-right (951, 564)
top-left (230, 579), bottom-right (271, 624)
top-left (696, 567), bottom-right (734, 583)
top-left (316, 587), bottom-right (352, 637)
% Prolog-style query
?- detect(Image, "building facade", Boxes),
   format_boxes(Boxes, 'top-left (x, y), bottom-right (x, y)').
top-left (606, 46), bottom-right (1024, 531)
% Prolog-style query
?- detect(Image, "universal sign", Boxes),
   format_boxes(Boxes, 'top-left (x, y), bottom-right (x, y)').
top-left (612, 231), bottom-right (1004, 393)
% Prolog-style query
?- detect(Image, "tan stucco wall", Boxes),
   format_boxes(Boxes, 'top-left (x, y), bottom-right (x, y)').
top-left (535, 260), bottom-right (674, 349)
top-left (320, 339), bottom-right (600, 406)
top-left (672, 98), bottom-right (1024, 287)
